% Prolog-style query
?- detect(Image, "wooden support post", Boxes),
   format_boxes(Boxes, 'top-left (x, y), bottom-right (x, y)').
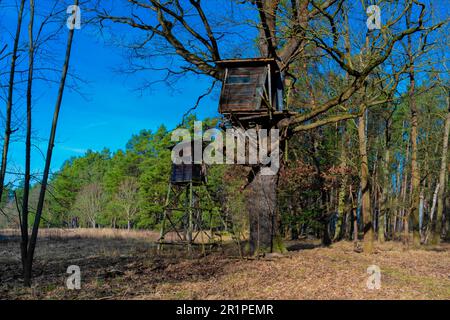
top-left (187, 182), bottom-right (193, 253)
top-left (157, 183), bottom-right (172, 252)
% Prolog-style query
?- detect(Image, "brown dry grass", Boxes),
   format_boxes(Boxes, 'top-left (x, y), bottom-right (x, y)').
top-left (0, 228), bottom-right (210, 242)
top-left (1, 228), bottom-right (449, 300)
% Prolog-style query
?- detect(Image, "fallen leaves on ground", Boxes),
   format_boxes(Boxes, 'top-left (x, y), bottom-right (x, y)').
top-left (0, 230), bottom-right (449, 300)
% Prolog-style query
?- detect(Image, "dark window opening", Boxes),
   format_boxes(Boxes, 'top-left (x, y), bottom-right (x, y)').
top-left (226, 75), bottom-right (252, 84)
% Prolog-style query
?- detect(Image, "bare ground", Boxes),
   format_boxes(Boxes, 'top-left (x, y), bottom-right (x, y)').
top-left (0, 228), bottom-right (449, 300)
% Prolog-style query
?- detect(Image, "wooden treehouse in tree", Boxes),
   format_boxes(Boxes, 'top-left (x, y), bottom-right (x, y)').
top-left (216, 58), bottom-right (294, 254)
top-left (217, 58), bottom-right (293, 126)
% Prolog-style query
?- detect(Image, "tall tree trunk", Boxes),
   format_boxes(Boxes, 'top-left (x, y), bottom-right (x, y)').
top-left (334, 127), bottom-right (348, 241)
top-left (344, 198), bottom-right (352, 240)
top-left (425, 183), bottom-right (440, 243)
top-left (334, 183), bottom-right (346, 241)
top-left (0, 0), bottom-right (26, 202)
top-left (378, 155), bottom-right (389, 243)
top-left (358, 109), bottom-right (374, 253)
top-left (399, 137), bottom-right (410, 241)
top-left (20, 0), bottom-right (34, 276)
top-left (446, 197), bottom-right (450, 240)
top-left (349, 185), bottom-right (358, 242)
top-left (432, 91), bottom-right (450, 244)
top-left (407, 8), bottom-right (421, 247)
top-left (23, 0), bottom-right (78, 286)
top-left (409, 91), bottom-right (420, 246)
top-left (247, 172), bottom-right (279, 254)
top-left (379, 120), bottom-right (391, 243)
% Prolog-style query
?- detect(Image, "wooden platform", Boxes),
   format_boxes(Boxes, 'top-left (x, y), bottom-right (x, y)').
top-left (222, 110), bottom-right (298, 128)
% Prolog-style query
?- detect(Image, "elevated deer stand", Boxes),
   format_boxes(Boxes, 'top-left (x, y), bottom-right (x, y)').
top-left (157, 141), bottom-right (222, 254)
top-left (217, 58), bottom-right (295, 128)
top-left (216, 58), bottom-right (293, 254)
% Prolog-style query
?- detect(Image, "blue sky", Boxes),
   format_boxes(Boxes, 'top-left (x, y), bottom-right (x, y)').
top-left (7, 28), bottom-right (220, 180)
top-left (3, 0), bottom-right (258, 185)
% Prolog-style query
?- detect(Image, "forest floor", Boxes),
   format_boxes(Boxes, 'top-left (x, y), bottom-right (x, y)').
top-left (0, 228), bottom-right (449, 300)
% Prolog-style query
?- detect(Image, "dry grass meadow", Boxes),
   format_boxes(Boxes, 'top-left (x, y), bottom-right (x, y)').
top-left (1, 228), bottom-right (449, 300)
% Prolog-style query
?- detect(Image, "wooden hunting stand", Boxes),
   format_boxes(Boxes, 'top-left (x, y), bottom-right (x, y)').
top-left (157, 141), bottom-right (222, 253)
top-left (215, 58), bottom-right (294, 254)
top-left (216, 58), bottom-right (295, 128)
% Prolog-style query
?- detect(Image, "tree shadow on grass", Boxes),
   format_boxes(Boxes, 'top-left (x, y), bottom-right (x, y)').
top-left (285, 241), bottom-right (322, 252)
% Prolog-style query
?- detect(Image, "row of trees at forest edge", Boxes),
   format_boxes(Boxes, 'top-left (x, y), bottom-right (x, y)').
top-left (2, 81), bottom-right (450, 246)
top-left (0, 0), bottom-right (449, 286)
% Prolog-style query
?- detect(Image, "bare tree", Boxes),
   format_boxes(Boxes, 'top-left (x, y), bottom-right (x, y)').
top-left (19, 0), bottom-right (35, 280)
top-left (406, 7), bottom-right (421, 246)
top-left (74, 182), bottom-right (106, 228)
top-left (432, 87), bottom-right (450, 244)
top-left (0, 0), bottom-right (26, 203)
top-left (19, 0), bottom-right (79, 287)
top-left (115, 177), bottom-right (139, 230)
